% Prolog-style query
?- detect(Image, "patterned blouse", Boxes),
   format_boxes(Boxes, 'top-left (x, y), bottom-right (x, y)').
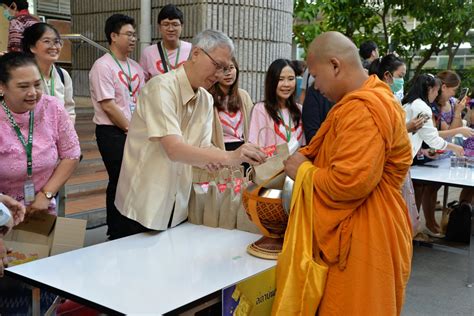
top-left (7, 10), bottom-right (39, 52)
top-left (0, 95), bottom-right (81, 212)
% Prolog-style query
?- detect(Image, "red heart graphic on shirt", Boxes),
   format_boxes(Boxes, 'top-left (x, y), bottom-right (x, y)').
top-left (118, 71), bottom-right (140, 97)
top-left (155, 60), bottom-right (186, 74)
top-left (219, 111), bottom-right (243, 138)
top-left (273, 121), bottom-right (303, 142)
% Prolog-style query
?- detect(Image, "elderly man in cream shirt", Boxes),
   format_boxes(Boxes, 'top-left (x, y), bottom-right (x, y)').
top-left (113, 30), bottom-right (265, 239)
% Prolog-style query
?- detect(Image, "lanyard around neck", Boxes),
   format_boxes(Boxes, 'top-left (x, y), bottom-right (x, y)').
top-left (1, 100), bottom-right (34, 177)
top-left (39, 66), bottom-right (55, 96)
top-left (278, 109), bottom-right (292, 142)
top-left (110, 52), bottom-right (133, 96)
top-left (162, 41), bottom-right (181, 69)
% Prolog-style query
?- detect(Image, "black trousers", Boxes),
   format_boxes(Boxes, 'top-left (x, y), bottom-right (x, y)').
top-left (96, 125), bottom-right (140, 239)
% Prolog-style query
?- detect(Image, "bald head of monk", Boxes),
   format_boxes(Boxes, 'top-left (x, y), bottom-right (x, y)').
top-left (307, 31), bottom-right (368, 103)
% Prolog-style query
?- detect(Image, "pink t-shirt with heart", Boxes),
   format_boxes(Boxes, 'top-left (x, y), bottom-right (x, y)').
top-left (139, 41), bottom-right (192, 81)
top-left (89, 53), bottom-right (146, 125)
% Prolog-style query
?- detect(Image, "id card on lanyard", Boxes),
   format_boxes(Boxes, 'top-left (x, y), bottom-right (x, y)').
top-left (110, 53), bottom-right (136, 115)
top-left (1, 100), bottom-right (36, 204)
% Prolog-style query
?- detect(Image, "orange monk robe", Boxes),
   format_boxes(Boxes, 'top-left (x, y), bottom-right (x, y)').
top-left (299, 75), bottom-right (413, 315)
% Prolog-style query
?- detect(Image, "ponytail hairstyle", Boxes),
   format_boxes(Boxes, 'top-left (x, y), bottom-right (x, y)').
top-left (402, 74), bottom-right (441, 105)
top-left (368, 54), bottom-right (405, 82)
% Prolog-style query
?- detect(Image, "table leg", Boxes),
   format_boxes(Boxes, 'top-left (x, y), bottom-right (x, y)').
top-left (442, 185), bottom-right (449, 209)
top-left (468, 207), bottom-right (474, 287)
top-left (32, 287), bottom-right (41, 316)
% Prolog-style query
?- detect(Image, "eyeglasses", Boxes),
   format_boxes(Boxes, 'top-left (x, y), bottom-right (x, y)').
top-left (119, 32), bottom-right (137, 39)
top-left (199, 48), bottom-right (231, 75)
top-left (40, 38), bottom-right (64, 48)
top-left (160, 22), bottom-right (182, 29)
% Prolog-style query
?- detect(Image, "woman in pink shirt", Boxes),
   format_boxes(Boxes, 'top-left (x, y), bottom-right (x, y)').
top-left (0, 52), bottom-right (80, 215)
top-left (209, 56), bottom-right (254, 151)
top-left (248, 59), bottom-right (305, 150)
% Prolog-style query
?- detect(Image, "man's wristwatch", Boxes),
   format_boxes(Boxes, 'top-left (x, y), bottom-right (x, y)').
top-left (41, 190), bottom-right (54, 200)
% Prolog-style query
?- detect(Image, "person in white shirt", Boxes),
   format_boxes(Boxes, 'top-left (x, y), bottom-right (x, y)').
top-left (402, 74), bottom-right (464, 237)
top-left (403, 74), bottom-right (464, 158)
top-left (22, 22), bottom-right (76, 124)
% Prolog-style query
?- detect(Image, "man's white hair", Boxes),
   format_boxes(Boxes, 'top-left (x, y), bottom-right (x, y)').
top-left (193, 29), bottom-right (234, 54)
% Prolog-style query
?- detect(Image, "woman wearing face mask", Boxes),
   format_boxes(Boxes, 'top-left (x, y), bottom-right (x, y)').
top-left (369, 54), bottom-right (424, 133)
top-left (248, 59), bottom-right (305, 151)
top-left (0, 0), bottom-right (38, 53)
top-left (22, 23), bottom-right (76, 124)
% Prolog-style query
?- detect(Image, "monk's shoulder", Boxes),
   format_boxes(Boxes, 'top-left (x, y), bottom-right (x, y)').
top-left (334, 100), bottom-right (373, 124)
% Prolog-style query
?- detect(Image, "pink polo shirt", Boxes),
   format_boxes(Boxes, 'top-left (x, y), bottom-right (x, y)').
top-left (89, 53), bottom-right (145, 126)
top-left (139, 41), bottom-right (192, 81)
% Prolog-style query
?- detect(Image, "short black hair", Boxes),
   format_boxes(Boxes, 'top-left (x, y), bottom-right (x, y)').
top-left (0, 0), bottom-right (29, 10)
top-left (22, 23), bottom-right (61, 54)
top-left (104, 14), bottom-right (135, 45)
top-left (0, 52), bottom-right (37, 85)
top-left (158, 4), bottom-right (184, 24)
top-left (359, 41), bottom-right (378, 59)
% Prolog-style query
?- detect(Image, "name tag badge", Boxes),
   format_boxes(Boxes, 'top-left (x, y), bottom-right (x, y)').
top-left (24, 179), bottom-right (35, 204)
top-left (129, 103), bottom-right (136, 114)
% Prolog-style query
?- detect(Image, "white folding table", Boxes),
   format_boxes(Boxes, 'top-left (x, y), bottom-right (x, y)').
top-left (6, 223), bottom-right (276, 315)
top-left (410, 158), bottom-right (474, 287)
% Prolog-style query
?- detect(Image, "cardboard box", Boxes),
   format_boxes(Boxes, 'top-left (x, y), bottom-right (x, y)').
top-left (4, 213), bottom-right (87, 266)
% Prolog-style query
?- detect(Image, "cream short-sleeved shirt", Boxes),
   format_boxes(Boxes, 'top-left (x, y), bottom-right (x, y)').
top-left (115, 66), bottom-right (214, 230)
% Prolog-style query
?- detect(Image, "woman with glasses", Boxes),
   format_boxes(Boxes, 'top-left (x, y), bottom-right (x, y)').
top-left (208, 56), bottom-right (253, 171)
top-left (248, 59), bottom-right (305, 150)
top-left (22, 22), bottom-right (76, 124)
top-left (140, 4), bottom-right (192, 81)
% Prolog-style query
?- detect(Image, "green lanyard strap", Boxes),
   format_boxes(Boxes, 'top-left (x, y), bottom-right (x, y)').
top-left (1, 100), bottom-right (34, 177)
top-left (162, 41), bottom-right (181, 70)
top-left (278, 109), bottom-right (292, 142)
top-left (39, 66), bottom-right (55, 97)
top-left (110, 53), bottom-right (133, 97)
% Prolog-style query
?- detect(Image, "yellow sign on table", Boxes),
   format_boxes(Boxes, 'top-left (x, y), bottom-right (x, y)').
top-left (222, 267), bottom-right (276, 316)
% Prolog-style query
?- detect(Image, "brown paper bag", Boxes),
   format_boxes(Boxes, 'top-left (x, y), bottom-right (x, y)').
top-left (219, 168), bottom-right (244, 230)
top-left (188, 183), bottom-right (207, 225)
top-left (251, 142), bottom-right (288, 189)
top-left (235, 181), bottom-right (261, 234)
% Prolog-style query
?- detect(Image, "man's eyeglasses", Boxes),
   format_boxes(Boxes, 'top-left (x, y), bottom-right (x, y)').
top-left (160, 22), bottom-right (182, 29)
top-left (200, 48), bottom-right (231, 75)
top-left (40, 38), bottom-right (64, 48)
top-left (119, 32), bottom-right (137, 39)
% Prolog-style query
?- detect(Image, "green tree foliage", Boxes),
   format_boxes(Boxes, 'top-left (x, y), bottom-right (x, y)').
top-left (294, 0), bottom-right (474, 78)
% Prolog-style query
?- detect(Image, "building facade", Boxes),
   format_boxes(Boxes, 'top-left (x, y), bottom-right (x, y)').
top-left (71, 0), bottom-right (294, 101)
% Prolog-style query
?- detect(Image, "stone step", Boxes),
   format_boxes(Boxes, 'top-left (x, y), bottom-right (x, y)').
top-left (66, 192), bottom-right (106, 229)
top-left (75, 156), bottom-right (106, 175)
top-left (66, 170), bottom-right (107, 198)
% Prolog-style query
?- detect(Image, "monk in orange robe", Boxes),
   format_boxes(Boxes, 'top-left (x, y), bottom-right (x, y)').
top-left (279, 32), bottom-right (413, 315)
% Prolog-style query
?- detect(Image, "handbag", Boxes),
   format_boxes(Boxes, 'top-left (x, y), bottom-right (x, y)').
top-left (251, 127), bottom-right (289, 190)
top-left (271, 162), bottom-right (328, 315)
